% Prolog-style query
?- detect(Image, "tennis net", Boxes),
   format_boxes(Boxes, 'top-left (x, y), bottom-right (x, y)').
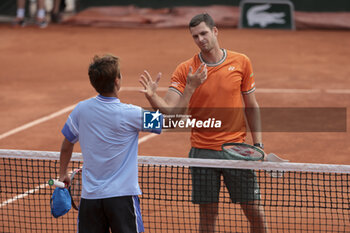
top-left (0, 149), bottom-right (349, 232)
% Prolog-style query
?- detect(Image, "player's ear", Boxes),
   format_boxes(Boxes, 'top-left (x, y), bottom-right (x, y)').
top-left (212, 26), bottom-right (218, 36)
top-left (115, 75), bottom-right (122, 91)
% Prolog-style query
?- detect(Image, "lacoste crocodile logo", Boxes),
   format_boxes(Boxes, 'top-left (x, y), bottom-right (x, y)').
top-left (247, 4), bottom-right (286, 28)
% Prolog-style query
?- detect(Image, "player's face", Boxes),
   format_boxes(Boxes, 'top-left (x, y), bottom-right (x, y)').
top-left (190, 22), bottom-right (218, 53)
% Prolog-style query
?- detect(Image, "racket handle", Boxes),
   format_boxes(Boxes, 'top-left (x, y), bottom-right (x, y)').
top-left (266, 153), bottom-right (289, 178)
top-left (266, 153), bottom-right (289, 162)
top-left (48, 179), bottom-right (66, 188)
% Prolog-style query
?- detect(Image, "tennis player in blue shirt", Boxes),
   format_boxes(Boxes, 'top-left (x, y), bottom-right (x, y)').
top-left (59, 54), bottom-right (161, 233)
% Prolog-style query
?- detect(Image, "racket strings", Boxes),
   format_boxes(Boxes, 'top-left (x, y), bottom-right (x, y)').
top-left (226, 146), bottom-right (262, 158)
top-left (70, 171), bottom-right (82, 208)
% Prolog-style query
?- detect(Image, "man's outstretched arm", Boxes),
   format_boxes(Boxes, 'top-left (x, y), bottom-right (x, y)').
top-left (59, 138), bottom-right (74, 186)
top-left (139, 64), bottom-right (207, 115)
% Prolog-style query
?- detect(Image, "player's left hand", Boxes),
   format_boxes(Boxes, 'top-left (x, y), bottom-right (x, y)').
top-left (186, 63), bottom-right (207, 89)
top-left (59, 172), bottom-right (71, 188)
top-left (139, 70), bottom-right (161, 98)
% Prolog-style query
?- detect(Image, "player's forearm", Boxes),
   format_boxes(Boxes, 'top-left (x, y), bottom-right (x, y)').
top-left (245, 106), bottom-right (263, 144)
top-left (175, 85), bottom-right (196, 113)
top-left (146, 92), bottom-right (175, 114)
top-left (59, 138), bottom-right (74, 177)
top-left (147, 85), bottom-right (196, 115)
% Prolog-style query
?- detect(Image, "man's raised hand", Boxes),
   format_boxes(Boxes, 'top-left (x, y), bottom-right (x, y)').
top-left (139, 70), bottom-right (161, 98)
top-left (186, 63), bottom-right (207, 89)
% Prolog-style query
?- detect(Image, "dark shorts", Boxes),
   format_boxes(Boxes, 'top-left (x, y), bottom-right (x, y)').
top-left (189, 147), bottom-right (261, 204)
top-left (78, 195), bottom-right (144, 233)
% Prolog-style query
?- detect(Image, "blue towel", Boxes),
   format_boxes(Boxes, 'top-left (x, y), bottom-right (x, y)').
top-left (50, 187), bottom-right (71, 218)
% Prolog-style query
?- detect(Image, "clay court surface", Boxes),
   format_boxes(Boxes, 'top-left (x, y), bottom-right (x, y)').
top-left (0, 24), bottom-right (350, 165)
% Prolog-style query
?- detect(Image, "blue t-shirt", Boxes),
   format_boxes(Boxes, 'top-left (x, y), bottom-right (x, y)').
top-left (62, 95), bottom-right (161, 199)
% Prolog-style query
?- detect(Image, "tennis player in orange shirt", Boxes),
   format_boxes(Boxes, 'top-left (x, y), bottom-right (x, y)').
top-left (140, 13), bottom-right (268, 233)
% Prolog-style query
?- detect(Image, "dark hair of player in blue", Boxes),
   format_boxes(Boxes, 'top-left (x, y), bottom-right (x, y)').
top-left (88, 54), bottom-right (121, 94)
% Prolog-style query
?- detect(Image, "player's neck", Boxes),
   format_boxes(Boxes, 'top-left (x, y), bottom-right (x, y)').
top-left (200, 46), bottom-right (224, 64)
top-left (100, 92), bottom-right (118, 98)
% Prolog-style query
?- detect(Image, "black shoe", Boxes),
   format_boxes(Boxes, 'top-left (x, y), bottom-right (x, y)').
top-left (13, 18), bottom-right (26, 27)
top-left (51, 13), bottom-right (62, 24)
top-left (36, 18), bottom-right (48, 28)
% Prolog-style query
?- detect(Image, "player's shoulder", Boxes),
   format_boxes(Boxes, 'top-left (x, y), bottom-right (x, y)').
top-left (77, 96), bottom-right (110, 108)
top-left (116, 103), bottom-right (143, 121)
top-left (226, 49), bottom-right (250, 61)
top-left (177, 54), bottom-right (200, 68)
top-left (68, 97), bottom-right (96, 117)
top-left (75, 97), bottom-right (94, 109)
top-left (119, 103), bottom-right (142, 112)
top-left (77, 97), bottom-right (140, 111)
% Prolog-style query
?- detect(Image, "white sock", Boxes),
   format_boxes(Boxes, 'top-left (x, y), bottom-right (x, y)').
top-left (37, 9), bottom-right (45, 19)
top-left (16, 8), bottom-right (25, 19)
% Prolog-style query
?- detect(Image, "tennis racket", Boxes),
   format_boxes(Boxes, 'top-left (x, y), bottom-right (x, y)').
top-left (48, 168), bottom-right (82, 210)
top-left (265, 153), bottom-right (289, 178)
top-left (222, 142), bottom-right (265, 161)
top-left (266, 153), bottom-right (289, 162)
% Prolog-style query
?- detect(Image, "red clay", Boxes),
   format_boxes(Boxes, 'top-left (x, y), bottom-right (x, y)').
top-left (0, 24), bottom-right (349, 165)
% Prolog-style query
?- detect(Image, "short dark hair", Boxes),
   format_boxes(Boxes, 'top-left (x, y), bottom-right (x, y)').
top-left (189, 13), bottom-right (216, 29)
top-left (88, 54), bottom-right (121, 94)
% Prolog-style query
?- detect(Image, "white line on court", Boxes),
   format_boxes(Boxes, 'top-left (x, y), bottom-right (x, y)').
top-left (0, 183), bottom-right (48, 208)
top-left (325, 89), bottom-right (350, 94)
top-left (0, 104), bottom-right (77, 140)
top-left (138, 133), bottom-right (159, 144)
top-left (257, 88), bottom-right (321, 94)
